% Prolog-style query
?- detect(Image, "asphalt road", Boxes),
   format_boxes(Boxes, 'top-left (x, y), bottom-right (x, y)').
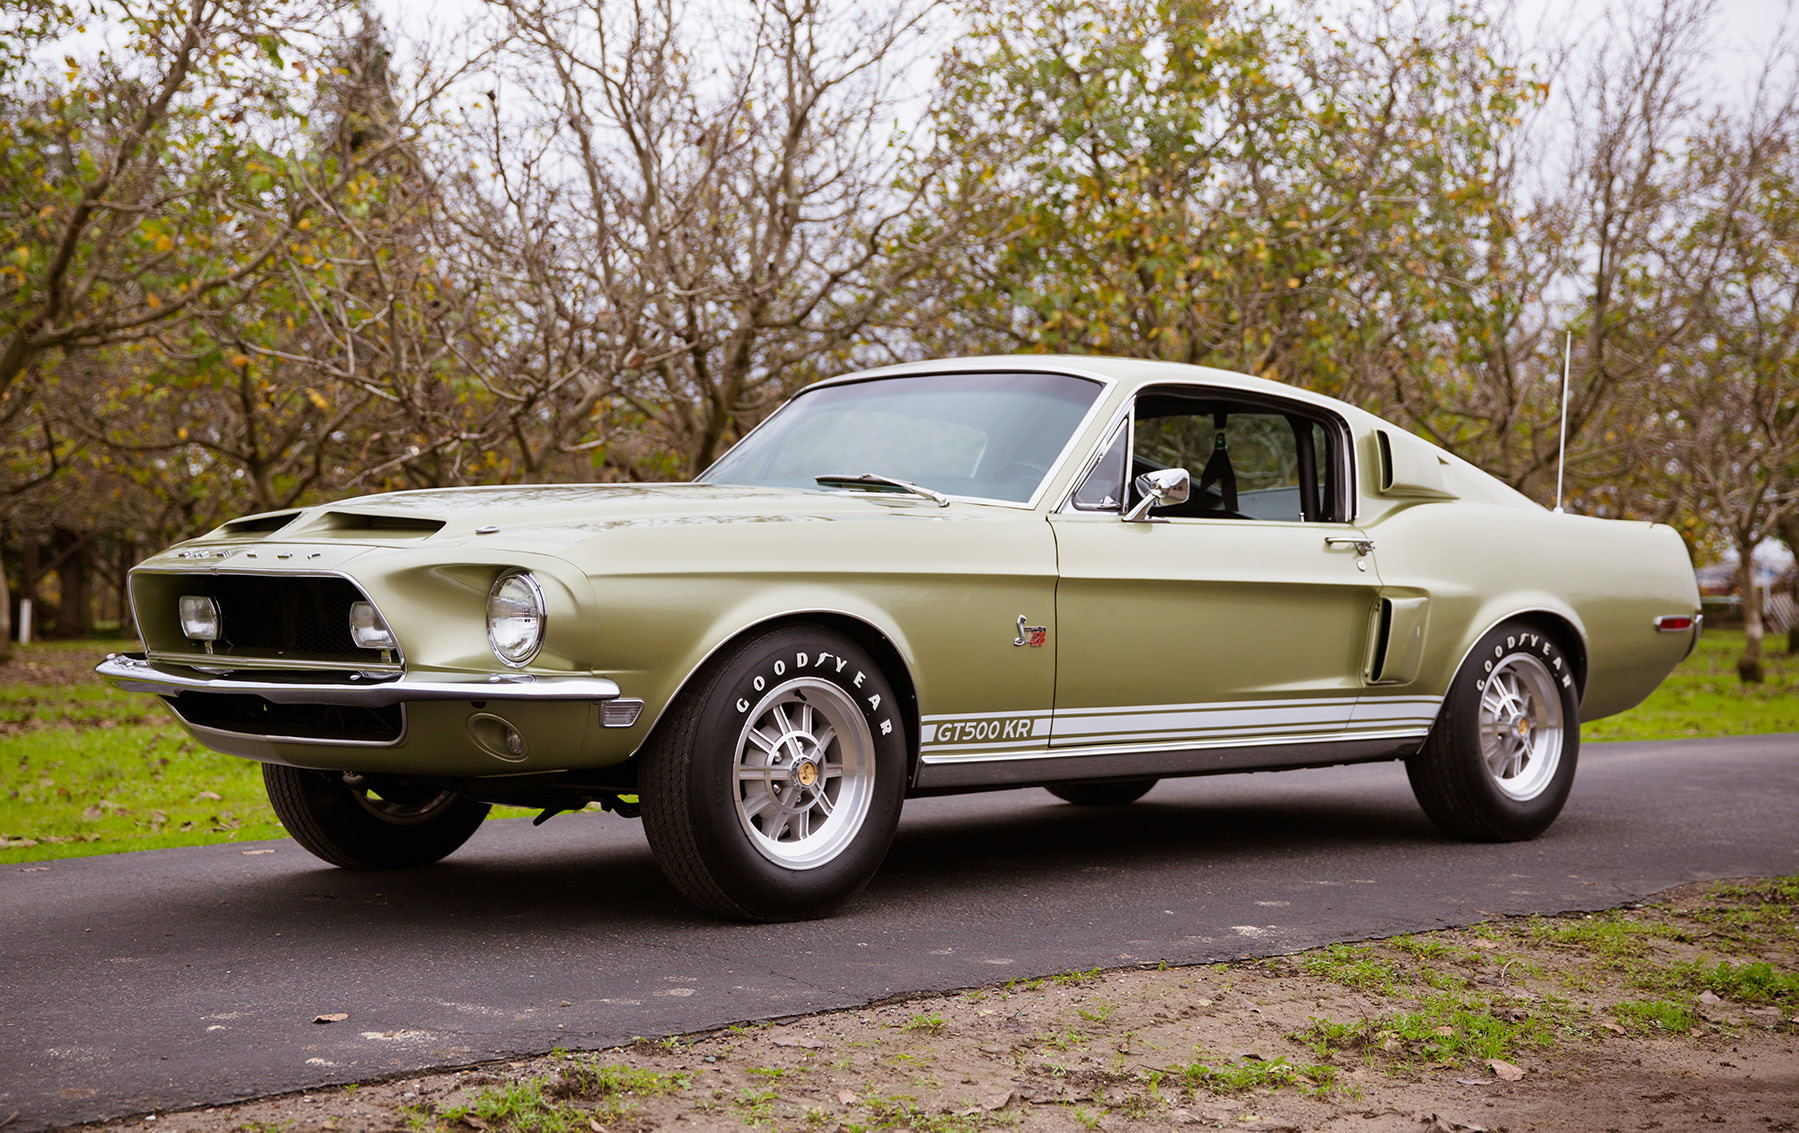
top-left (3, 733), bottom-right (1796, 1130)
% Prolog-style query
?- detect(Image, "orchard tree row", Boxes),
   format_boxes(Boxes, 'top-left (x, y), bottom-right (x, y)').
top-left (3, 0), bottom-right (1797, 676)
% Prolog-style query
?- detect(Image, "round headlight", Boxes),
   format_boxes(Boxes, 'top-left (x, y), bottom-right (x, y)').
top-left (486, 570), bottom-right (546, 666)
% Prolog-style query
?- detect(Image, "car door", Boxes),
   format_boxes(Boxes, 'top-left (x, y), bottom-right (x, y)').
top-left (1048, 387), bottom-right (1383, 760)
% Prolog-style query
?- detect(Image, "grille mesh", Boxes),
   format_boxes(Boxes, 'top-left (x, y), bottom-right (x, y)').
top-left (209, 575), bottom-right (364, 657)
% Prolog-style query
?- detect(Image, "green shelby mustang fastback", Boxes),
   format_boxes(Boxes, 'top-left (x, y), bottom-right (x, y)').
top-left (99, 356), bottom-right (1701, 920)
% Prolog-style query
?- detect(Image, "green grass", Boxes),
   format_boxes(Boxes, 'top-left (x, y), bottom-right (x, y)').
top-left (1299, 944), bottom-right (1404, 994)
top-left (1, 722), bottom-right (289, 863)
top-left (1295, 991), bottom-right (1558, 1070)
top-left (1177, 1052), bottom-right (1336, 1094)
top-left (1612, 998), bottom-right (1699, 1035)
top-left (1585, 629), bottom-right (1799, 741)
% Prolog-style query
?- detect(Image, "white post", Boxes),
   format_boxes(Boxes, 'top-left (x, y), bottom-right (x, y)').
top-left (17, 598), bottom-right (30, 645)
top-left (1554, 330), bottom-right (1571, 514)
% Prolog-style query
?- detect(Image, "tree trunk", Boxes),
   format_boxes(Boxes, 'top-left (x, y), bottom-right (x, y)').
top-left (1735, 539), bottom-right (1764, 683)
top-left (117, 538), bottom-right (136, 638)
top-left (52, 528), bottom-right (94, 638)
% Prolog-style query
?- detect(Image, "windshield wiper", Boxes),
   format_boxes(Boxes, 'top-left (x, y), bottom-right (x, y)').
top-left (814, 473), bottom-right (951, 508)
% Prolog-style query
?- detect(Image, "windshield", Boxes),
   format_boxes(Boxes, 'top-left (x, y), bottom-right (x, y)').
top-left (702, 371), bottom-right (1104, 503)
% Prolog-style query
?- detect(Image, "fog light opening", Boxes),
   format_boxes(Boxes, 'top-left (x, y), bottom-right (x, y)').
top-left (348, 600), bottom-right (398, 652)
top-left (468, 712), bottom-right (528, 763)
top-left (178, 595), bottom-right (220, 653)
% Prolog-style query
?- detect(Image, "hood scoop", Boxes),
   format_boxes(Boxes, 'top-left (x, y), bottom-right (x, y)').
top-left (310, 510), bottom-right (447, 538)
top-left (216, 511), bottom-right (302, 538)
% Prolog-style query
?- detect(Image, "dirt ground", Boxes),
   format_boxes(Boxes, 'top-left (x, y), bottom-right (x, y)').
top-left (50, 878), bottom-right (1798, 1133)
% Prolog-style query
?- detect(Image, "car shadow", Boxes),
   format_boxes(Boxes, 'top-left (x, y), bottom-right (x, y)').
top-left (145, 771), bottom-right (1443, 936)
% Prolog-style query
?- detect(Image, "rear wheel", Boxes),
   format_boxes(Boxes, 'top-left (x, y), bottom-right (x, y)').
top-left (640, 625), bottom-right (907, 921)
top-left (1045, 778), bottom-right (1158, 806)
top-left (263, 765), bottom-right (490, 868)
top-left (1406, 620), bottom-right (1580, 841)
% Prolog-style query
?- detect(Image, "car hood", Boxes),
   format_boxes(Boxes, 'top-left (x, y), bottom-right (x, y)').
top-left (185, 482), bottom-right (987, 551)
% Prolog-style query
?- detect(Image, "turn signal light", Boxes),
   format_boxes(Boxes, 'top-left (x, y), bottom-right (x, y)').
top-left (1653, 615), bottom-right (1695, 633)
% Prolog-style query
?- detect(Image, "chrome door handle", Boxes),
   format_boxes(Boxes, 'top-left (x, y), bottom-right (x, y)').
top-left (1325, 537), bottom-right (1375, 555)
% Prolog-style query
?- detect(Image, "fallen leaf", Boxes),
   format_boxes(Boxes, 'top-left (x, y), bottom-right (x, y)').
top-left (1486, 1059), bottom-right (1525, 1082)
top-left (1698, 990), bottom-right (1723, 1006)
top-left (242, 849), bottom-right (276, 856)
top-left (312, 1013), bottom-right (348, 1024)
top-left (980, 1089), bottom-right (1012, 1111)
top-left (837, 1090), bottom-right (858, 1105)
top-left (193, 791), bottom-right (223, 802)
top-left (1599, 1022), bottom-right (1626, 1035)
top-left (1454, 1078), bottom-right (1492, 1086)
top-left (587, 1121), bottom-right (607, 1133)
top-left (458, 1117), bottom-right (487, 1131)
top-left (1469, 940), bottom-right (1499, 950)
top-left (1434, 1026), bottom-right (1455, 1037)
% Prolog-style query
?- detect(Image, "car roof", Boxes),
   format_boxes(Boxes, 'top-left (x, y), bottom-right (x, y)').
top-left (806, 354), bottom-right (1366, 420)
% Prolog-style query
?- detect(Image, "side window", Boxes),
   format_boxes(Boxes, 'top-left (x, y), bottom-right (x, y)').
top-left (1129, 392), bottom-right (1342, 522)
top-left (1071, 422), bottom-right (1128, 510)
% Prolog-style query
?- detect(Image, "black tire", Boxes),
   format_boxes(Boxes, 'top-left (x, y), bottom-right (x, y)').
top-left (640, 625), bottom-right (908, 921)
top-left (1045, 778), bottom-right (1158, 806)
top-left (263, 765), bottom-right (490, 868)
top-left (1405, 620), bottom-right (1581, 842)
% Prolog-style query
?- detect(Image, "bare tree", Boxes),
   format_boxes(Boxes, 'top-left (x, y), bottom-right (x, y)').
top-left (1650, 71), bottom-right (1799, 680)
top-left (442, 0), bottom-right (953, 480)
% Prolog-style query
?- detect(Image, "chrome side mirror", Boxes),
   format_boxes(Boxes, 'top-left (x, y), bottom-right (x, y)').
top-left (1122, 467), bottom-right (1190, 523)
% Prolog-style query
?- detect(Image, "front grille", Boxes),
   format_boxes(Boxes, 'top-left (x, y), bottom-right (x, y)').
top-left (166, 693), bottom-right (404, 743)
top-left (210, 575), bottom-right (363, 657)
top-left (134, 572), bottom-right (387, 665)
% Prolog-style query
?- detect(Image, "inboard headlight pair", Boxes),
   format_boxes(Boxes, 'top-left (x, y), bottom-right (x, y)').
top-left (487, 570), bottom-right (546, 666)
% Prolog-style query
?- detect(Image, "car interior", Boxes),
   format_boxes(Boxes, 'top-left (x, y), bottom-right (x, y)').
top-left (1072, 390), bottom-right (1345, 522)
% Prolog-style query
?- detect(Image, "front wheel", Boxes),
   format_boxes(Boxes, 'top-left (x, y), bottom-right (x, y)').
top-left (263, 766), bottom-right (490, 868)
top-left (1405, 620), bottom-right (1580, 841)
top-left (640, 626), bottom-right (907, 921)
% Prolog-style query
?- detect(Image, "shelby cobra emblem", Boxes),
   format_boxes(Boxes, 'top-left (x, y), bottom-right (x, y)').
top-left (99, 356), bottom-right (1701, 921)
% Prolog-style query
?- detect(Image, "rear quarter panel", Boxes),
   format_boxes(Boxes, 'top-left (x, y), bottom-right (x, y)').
top-left (1365, 502), bottom-right (1698, 720)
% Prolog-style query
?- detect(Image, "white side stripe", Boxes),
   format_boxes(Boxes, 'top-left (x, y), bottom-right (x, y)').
top-left (918, 695), bottom-right (1444, 757)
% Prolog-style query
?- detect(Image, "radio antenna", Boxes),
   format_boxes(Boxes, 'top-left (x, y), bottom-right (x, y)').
top-left (1554, 330), bottom-right (1571, 514)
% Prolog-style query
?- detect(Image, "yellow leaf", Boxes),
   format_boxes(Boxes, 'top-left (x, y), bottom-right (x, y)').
top-left (230, 353), bottom-right (252, 367)
top-left (306, 389), bottom-right (331, 412)
top-left (1287, 278), bottom-right (1300, 289)
top-left (145, 292), bottom-right (162, 308)
top-left (155, 235), bottom-right (173, 252)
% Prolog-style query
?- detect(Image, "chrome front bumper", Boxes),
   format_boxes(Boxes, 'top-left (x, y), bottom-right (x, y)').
top-left (95, 652), bottom-right (623, 708)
